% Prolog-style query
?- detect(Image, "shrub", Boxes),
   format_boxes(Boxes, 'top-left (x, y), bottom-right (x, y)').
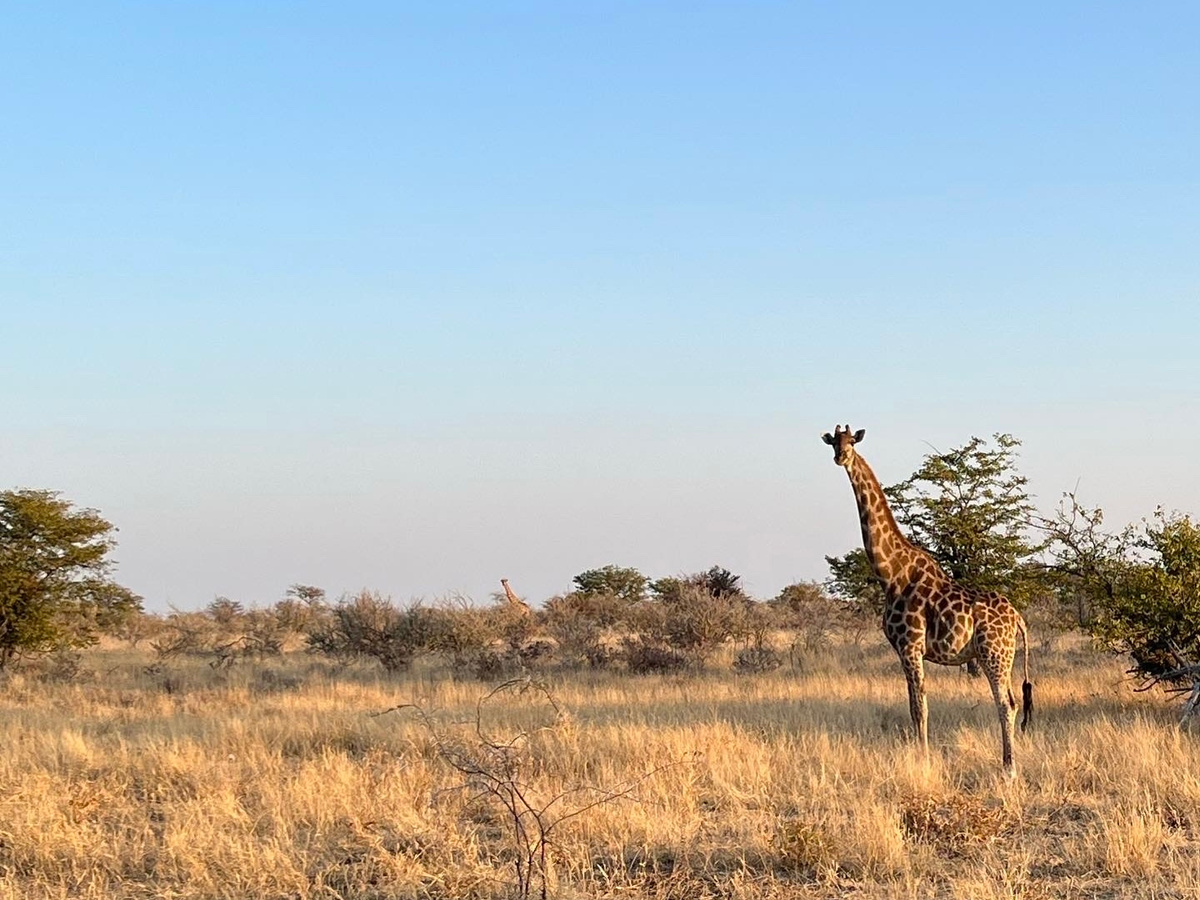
top-left (734, 645), bottom-right (783, 675)
top-left (622, 637), bottom-right (689, 674)
top-left (206, 597), bottom-right (244, 627)
top-left (1043, 499), bottom-right (1200, 687)
top-left (150, 610), bottom-right (221, 660)
top-left (772, 581), bottom-right (870, 649)
top-left (426, 599), bottom-right (499, 667)
top-left (306, 591), bottom-right (436, 673)
top-left (542, 591), bottom-right (628, 668)
top-left (241, 608), bottom-right (287, 658)
top-left (649, 583), bottom-right (750, 665)
top-left (613, 584), bottom-right (754, 671)
top-left (650, 565), bottom-right (746, 603)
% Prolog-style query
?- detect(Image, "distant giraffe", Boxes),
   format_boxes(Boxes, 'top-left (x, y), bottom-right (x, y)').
top-left (822, 425), bottom-right (1032, 775)
top-left (500, 578), bottom-right (532, 617)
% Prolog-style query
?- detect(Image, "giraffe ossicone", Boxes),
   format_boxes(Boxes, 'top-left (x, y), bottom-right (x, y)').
top-left (822, 424), bottom-right (1033, 776)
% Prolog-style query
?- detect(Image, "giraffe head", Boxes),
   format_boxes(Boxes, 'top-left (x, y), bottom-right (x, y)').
top-left (821, 424), bottom-right (866, 467)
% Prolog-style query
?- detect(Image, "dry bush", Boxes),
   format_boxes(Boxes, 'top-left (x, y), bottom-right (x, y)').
top-left (149, 604), bottom-right (287, 669)
top-left (542, 591), bottom-right (630, 668)
top-left (900, 792), bottom-right (1012, 857)
top-left (622, 637), bottom-right (689, 674)
top-left (24, 648), bottom-right (90, 684)
top-left (775, 818), bottom-right (838, 878)
top-left (150, 610), bottom-right (222, 660)
top-left (628, 584), bottom-right (752, 669)
top-left (427, 596), bottom-right (556, 680)
top-left (773, 581), bottom-right (872, 651)
top-left (388, 678), bottom-right (684, 900)
top-left (425, 597), bottom-right (499, 670)
top-left (734, 645), bottom-right (784, 675)
top-left (306, 590), bottom-right (436, 672)
top-left (239, 608), bottom-right (287, 658)
top-left (205, 596), bottom-right (244, 626)
top-left (112, 611), bottom-right (164, 648)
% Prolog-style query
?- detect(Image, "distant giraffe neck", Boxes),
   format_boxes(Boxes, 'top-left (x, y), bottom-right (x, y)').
top-left (501, 580), bottom-right (528, 613)
top-left (844, 454), bottom-right (943, 591)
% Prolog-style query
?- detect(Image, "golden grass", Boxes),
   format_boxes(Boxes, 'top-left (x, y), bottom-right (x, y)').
top-left (0, 635), bottom-right (1198, 899)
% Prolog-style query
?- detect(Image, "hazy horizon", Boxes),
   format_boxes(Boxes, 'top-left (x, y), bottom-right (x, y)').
top-left (4, 3), bottom-right (1197, 611)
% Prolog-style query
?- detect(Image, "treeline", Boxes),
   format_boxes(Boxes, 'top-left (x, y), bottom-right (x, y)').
top-left (115, 569), bottom-right (871, 679)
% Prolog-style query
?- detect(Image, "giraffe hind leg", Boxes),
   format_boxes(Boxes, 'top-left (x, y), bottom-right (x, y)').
top-left (980, 647), bottom-right (1018, 776)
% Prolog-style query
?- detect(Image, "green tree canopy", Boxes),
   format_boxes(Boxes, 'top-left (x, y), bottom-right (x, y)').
top-left (571, 565), bottom-right (649, 603)
top-left (886, 434), bottom-right (1041, 600)
top-left (0, 489), bottom-right (142, 667)
top-left (651, 566), bottom-right (745, 603)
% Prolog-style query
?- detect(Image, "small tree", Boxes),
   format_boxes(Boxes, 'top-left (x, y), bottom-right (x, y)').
top-left (0, 489), bottom-right (142, 668)
top-left (886, 434), bottom-right (1042, 603)
top-left (650, 565), bottom-right (747, 603)
top-left (286, 583), bottom-right (327, 606)
top-left (275, 583), bottom-right (330, 635)
top-left (206, 597), bottom-right (245, 627)
top-left (542, 591), bottom-right (628, 668)
top-left (571, 565), bottom-right (648, 603)
top-left (425, 596), bottom-right (502, 674)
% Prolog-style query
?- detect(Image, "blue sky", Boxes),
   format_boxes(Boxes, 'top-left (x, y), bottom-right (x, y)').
top-left (3, 3), bottom-right (1197, 609)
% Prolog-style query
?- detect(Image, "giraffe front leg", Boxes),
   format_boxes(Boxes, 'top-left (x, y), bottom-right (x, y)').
top-left (900, 652), bottom-right (929, 755)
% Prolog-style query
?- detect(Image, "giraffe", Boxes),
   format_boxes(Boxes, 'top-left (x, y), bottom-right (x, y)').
top-left (822, 425), bottom-right (1033, 775)
top-left (500, 578), bottom-right (532, 617)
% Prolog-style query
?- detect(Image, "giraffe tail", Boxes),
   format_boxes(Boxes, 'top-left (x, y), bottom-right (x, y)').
top-left (1019, 615), bottom-right (1033, 732)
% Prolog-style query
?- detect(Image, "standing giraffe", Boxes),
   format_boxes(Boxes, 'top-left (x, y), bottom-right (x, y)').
top-left (500, 578), bottom-right (532, 617)
top-left (822, 425), bottom-right (1032, 775)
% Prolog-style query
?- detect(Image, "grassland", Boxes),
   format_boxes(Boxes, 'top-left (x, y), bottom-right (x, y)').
top-left (1, 633), bottom-right (1198, 899)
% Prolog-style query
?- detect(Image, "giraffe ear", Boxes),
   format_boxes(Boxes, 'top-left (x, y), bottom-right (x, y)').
top-left (853, 429), bottom-right (866, 443)
top-left (821, 432), bottom-right (835, 445)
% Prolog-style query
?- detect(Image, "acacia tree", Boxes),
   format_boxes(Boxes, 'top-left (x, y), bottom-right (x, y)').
top-left (0, 489), bottom-right (142, 668)
top-left (650, 566), bottom-right (746, 603)
top-left (571, 565), bottom-right (648, 603)
top-left (886, 434), bottom-right (1042, 601)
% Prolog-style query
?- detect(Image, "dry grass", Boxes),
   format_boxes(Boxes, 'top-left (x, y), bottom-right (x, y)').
top-left (0, 634), bottom-right (1198, 899)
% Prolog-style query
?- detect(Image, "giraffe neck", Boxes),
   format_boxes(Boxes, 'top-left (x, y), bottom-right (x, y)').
top-left (844, 453), bottom-right (946, 592)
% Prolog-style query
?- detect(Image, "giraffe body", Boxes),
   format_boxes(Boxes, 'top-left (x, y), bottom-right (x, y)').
top-left (823, 425), bottom-right (1032, 775)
